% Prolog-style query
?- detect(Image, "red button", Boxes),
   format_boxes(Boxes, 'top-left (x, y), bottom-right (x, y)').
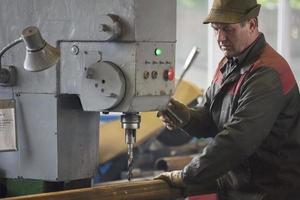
top-left (168, 67), bottom-right (175, 81)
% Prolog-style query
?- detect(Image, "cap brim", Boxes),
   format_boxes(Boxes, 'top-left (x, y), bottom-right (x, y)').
top-left (203, 4), bottom-right (261, 24)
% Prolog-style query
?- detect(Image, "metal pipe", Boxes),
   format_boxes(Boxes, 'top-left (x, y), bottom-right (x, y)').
top-left (155, 155), bottom-right (194, 171)
top-left (2, 179), bottom-right (215, 200)
top-left (0, 37), bottom-right (23, 84)
top-left (0, 37), bottom-right (23, 69)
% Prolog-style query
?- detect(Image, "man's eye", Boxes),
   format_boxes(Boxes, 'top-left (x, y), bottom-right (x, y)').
top-left (223, 27), bottom-right (232, 32)
top-left (212, 27), bottom-right (219, 32)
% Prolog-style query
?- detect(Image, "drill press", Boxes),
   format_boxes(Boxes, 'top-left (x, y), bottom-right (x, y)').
top-left (0, 0), bottom-right (176, 187)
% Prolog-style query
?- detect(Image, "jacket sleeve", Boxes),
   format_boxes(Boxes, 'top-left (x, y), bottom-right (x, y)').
top-left (182, 86), bottom-right (218, 138)
top-left (182, 67), bottom-right (286, 185)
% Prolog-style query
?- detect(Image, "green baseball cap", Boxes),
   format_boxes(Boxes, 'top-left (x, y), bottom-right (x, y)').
top-left (203, 0), bottom-right (261, 24)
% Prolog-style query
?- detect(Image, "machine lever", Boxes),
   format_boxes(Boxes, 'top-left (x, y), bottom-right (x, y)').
top-left (165, 46), bottom-right (200, 126)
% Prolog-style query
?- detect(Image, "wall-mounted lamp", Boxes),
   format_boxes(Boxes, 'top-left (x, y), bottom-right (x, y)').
top-left (0, 26), bottom-right (60, 86)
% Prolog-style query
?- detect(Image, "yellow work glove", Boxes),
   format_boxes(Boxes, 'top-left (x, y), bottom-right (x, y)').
top-left (154, 170), bottom-right (186, 188)
top-left (157, 98), bottom-right (190, 130)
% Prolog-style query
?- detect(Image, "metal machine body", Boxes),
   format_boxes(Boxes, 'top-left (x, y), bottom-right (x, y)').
top-left (0, 0), bottom-right (176, 181)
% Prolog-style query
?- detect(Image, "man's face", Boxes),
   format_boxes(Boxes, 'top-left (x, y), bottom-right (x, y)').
top-left (211, 22), bottom-right (254, 57)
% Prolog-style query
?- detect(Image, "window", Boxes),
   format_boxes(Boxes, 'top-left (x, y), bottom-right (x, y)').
top-left (176, 0), bottom-right (209, 88)
top-left (289, 0), bottom-right (300, 83)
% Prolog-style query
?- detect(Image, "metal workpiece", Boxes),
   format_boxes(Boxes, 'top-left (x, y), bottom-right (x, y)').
top-left (2, 179), bottom-right (216, 200)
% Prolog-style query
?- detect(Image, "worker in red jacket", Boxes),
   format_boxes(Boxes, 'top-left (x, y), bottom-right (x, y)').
top-left (155, 0), bottom-right (300, 199)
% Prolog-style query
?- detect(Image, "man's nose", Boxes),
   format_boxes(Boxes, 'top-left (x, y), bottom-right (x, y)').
top-left (216, 30), bottom-right (226, 42)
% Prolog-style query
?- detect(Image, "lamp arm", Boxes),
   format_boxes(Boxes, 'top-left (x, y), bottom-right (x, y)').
top-left (0, 37), bottom-right (23, 70)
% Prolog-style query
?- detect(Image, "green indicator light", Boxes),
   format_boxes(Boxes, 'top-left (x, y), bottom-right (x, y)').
top-left (155, 48), bottom-right (162, 56)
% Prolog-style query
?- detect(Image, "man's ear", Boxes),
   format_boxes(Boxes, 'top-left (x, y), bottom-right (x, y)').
top-left (249, 18), bottom-right (258, 32)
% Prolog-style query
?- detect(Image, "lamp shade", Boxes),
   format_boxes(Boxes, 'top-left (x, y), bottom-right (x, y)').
top-left (22, 26), bottom-right (60, 72)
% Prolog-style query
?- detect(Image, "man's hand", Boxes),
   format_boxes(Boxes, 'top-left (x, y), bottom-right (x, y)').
top-left (157, 99), bottom-right (190, 130)
top-left (154, 170), bottom-right (186, 187)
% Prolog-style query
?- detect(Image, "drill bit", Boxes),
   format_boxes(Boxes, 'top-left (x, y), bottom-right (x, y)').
top-left (125, 128), bottom-right (136, 181)
top-left (127, 143), bottom-right (134, 181)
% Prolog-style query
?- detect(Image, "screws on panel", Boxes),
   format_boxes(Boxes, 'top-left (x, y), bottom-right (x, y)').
top-left (143, 71), bottom-right (150, 79)
top-left (71, 45), bottom-right (79, 55)
top-left (151, 71), bottom-right (158, 79)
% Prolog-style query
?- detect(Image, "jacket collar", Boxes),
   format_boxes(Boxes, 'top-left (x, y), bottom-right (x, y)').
top-left (238, 33), bottom-right (266, 69)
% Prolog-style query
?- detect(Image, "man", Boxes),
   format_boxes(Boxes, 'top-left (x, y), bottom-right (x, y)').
top-left (155, 0), bottom-right (300, 199)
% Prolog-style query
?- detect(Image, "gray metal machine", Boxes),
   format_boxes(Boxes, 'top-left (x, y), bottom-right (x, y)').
top-left (0, 0), bottom-right (176, 181)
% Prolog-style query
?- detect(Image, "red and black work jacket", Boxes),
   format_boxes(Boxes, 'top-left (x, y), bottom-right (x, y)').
top-left (181, 34), bottom-right (300, 199)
